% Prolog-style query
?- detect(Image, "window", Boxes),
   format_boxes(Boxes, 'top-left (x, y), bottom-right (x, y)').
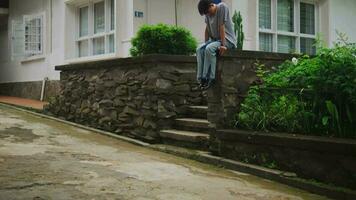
top-left (300, 2), bottom-right (316, 54)
top-left (277, 0), bottom-right (294, 32)
top-left (11, 13), bottom-right (45, 59)
top-left (79, 6), bottom-right (88, 37)
top-left (259, 0), bottom-right (272, 29)
top-left (258, 0), bottom-right (317, 54)
top-left (76, 0), bottom-right (115, 58)
top-left (94, 1), bottom-right (105, 34)
top-left (24, 14), bottom-right (44, 57)
top-left (278, 35), bottom-right (296, 53)
top-left (259, 33), bottom-right (273, 52)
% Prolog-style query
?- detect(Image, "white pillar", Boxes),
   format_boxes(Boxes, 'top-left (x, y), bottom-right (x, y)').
top-left (116, 0), bottom-right (134, 57)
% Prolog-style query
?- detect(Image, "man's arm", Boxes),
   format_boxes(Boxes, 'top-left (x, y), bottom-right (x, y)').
top-left (205, 26), bottom-right (209, 42)
top-left (219, 25), bottom-right (226, 46)
top-left (219, 25), bottom-right (227, 55)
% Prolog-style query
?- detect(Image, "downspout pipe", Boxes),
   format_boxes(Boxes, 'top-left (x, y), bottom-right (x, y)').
top-left (40, 0), bottom-right (52, 102)
top-left (40, 77), bottom-right (48, 102)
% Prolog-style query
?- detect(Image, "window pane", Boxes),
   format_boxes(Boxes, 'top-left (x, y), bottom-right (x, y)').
top-left (109, 34), bottom-right (115, 53)
top-left (278, 0), bottom-right (294, 32)
top-left (278, 35), bottom-right (295, 53)
top-left (94, 1), bottom-right (105, 34)
top-left (78, 40), bottom-right (89, 57)
top-left (259, 33), bottom-right (273, 52)
top-left (111, 0), bottom-right (115, 30)
top-left (259, 0), bottom-right (271, 29)
top-left (80, 6), bottom-right (89, 37)
top-left (300, 3), bottom-right (315, 35)
top-left (300, 38), bottom-right (316, 55)
top-left (93, 37), bottom-right (105, 55)
top-left (24, 17), bottom-right (42, 56)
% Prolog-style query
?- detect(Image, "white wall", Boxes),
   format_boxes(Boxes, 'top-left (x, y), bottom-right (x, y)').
top-left (1, 0), bottom-right (356, 85)
top-left (133, 0), bottom-right (147, 33)
top-left (47, 0), bottom-right (65, 80)
top-left (318, 0), bottom-right (330, 45)
top-left (0, 0), bottom-right (64, 83)
top-left (148, 0), bottom-right (175, 25)
top-left (133, 0), bottom-right (205, 43)
top-left (117, 0), bottom-right (134, 57)
top-left (134, 0), bottom-right (234, 45)
top-left (329, 0), bottom-right (356, 45)
top-left (232, 0), bottom-right (258, 50)
top-left (176, 0), bottom-right (205, 43)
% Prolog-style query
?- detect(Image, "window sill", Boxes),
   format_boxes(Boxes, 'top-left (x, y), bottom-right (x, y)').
top-left (21, 55), bottom-right (46, 64)
top-left (65, 53), bottom-right (118, 64)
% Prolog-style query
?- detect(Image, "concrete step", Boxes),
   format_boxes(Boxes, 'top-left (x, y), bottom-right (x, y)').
top-left (186, 106), bottom-right (207, 119)
top-left (159, 129), bottom-right (209, 150)
top-left (160, 129), bottom-right (209, 142)
top-left (174, 118), bottom-right (211, 132)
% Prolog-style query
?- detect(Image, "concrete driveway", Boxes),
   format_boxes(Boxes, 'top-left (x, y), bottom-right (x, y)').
top-left (0, 104), bottom-right (329, 200)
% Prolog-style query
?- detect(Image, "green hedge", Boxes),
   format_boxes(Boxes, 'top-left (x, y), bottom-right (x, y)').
top-left (130, 24), bottom-right (197, 56)
top-left (236, 41), bottom-right (356, 138)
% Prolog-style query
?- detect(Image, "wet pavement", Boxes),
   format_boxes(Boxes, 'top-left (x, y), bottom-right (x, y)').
top-left (0, 104), bottom-right (330, 200)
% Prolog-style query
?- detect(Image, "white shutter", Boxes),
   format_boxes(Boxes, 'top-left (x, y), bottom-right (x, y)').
top-left (11, 20), bottom-right (25, 59)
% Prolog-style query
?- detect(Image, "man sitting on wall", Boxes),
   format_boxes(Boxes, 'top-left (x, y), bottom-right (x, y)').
top-left (196, 0), bottom-right (236, 90)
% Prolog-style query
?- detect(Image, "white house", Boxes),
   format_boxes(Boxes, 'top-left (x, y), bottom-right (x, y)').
top-left (0, 0), bottom-right (355, 100)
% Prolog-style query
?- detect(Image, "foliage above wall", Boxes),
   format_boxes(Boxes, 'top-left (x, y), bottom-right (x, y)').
top-left (130, 24), bottom-right (197, 56)
top-left (232, 11), bottom-right (244, 50)
top-left (236, 38), bottom-right (356, 138)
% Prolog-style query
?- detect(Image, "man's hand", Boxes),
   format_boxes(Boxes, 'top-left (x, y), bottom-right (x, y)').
top-left (218, 46), bottom-right (227, 56)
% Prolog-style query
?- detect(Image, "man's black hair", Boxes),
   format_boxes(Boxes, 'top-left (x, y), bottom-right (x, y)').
top-left (198, 0), bottom-right (214, 16)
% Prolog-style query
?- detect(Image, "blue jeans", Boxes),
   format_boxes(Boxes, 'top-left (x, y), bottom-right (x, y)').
top-left (196, 40), bottom-right (235, 82)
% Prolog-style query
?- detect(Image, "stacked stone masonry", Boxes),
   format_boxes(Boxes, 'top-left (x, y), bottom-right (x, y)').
top-left (48, 55), bottom-right (204, 142)
top-left (49, 52), bottom-right (294, 143)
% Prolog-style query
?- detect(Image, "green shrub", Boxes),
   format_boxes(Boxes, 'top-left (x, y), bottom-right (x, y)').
top-left (236, 39), bottom-right (356, 138)
top-left (232, 11), bottom-right (244, 50)
top-left (130, 24), bottom-right (197, 56)
top-left (237, 87), bottom-right (310, 133)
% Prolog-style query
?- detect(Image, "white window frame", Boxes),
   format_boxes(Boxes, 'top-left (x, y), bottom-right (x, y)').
top-left (11, 12), bottom-right (46, 61)
top-left (23, 13), bottom-right (45, 57)
top-left (257, 0), bottom-right (318, 54)
top-left (75, 0), bottom-right (115, 58)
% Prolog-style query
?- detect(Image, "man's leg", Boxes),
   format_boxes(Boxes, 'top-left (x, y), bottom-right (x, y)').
top-left (203, 41), bottom-right (221, 81)
top-left (196, 43), bottom-right (208, 82)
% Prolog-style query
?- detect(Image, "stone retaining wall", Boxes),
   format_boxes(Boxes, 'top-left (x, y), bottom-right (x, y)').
top-left (48, 51), bottom-right (295, 142)
top-left (48, 55), bottom-right (204, 142)
top-left (208, 50), bottom-right (295, 152)
top-left (0, 80), bottom-right (60, 101)
top-left (216, 129), bottom-right (356, 190)
top-left (203, 50), bottom-right (356, 190)
top-left (47, 51), bottom-right (356, 190)
top-left (208, 50), bottom-right (295, 129)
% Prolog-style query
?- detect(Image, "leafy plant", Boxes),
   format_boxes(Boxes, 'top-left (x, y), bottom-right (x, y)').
top-left (130, 24), bottom-right (197, 56)
top-left (232, 11), bottom-right (244, 50)
top-left (236, 35), bottom-right (356, 138)
top-left (325, 100), bottom-right (341, 134)
top-left (237, 89), bottom-right (308, 133)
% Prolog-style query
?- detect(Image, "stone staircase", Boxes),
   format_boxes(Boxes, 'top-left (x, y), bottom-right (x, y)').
top-left (159, 105), bottom-right (210, 150)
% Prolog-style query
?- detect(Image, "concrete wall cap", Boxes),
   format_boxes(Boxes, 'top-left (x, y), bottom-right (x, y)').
top-left (55, 54), bottom-right (197, 71)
